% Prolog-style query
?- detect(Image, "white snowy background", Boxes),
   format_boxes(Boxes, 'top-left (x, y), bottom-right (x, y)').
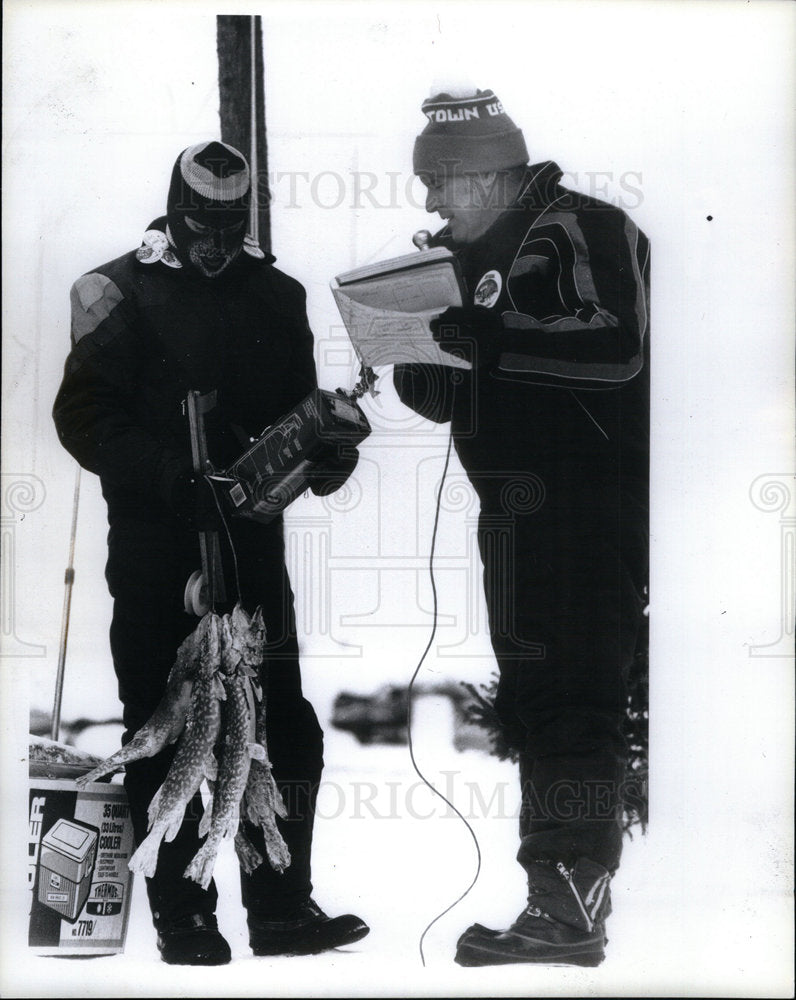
top-left (2, 0), bottom-right (794, 996)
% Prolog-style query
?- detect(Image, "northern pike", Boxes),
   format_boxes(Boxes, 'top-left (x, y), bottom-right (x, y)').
top-left (184, 615), bottom-right (265, 890)
top-left (75, 617), bottom-right (207, 788)
top-left (239, 606), bottom-right (291, 873)
top-left (129, 612), bottom-right (225, 879)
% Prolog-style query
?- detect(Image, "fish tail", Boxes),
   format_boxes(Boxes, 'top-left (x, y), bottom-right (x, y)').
top-left (129, 829), bottom-right (164, 878)
top-left (262, 825), bottom-right (291, 874)
top-left (234, 828), bottom-right (263, 875)
top-left (184, 842), bottom-right (218, 891)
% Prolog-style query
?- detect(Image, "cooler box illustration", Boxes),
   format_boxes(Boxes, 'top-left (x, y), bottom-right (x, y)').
top-left (28, 775), bottom-right (135, 955)
top-left (37, 818), bottom-right (98, 922)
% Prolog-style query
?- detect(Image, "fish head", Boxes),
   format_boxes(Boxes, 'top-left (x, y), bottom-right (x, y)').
top-left (231, 602), bottom-right (251, 633)
top-left (244, 608), bottom-right (267, 663)
top-left (220, 613), bottom-right (243, 676)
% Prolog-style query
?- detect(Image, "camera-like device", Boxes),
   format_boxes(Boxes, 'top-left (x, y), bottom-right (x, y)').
top-left (215, 388), bottom-right (371, 524)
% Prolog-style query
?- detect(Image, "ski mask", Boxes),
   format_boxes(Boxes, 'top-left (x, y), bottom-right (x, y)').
top-left (166, 141), bottom-right (251, 278)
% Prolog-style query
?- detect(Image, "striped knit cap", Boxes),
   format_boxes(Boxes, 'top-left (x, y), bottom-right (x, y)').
top-left (413, 89), bottom-right (528, 176)
top-left (166, 140), bottom-right (250, 244)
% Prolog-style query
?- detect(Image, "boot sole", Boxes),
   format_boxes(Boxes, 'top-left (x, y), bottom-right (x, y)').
top-left (159, 951), bottom-right (232, 966)
top-left (156, 930), bottom-right (232, 966)
top-left (157, 942), bottom-right (232, 965)
top-left (251, 922), bottom-right (370, 957)
top-left (455, 937), bottom-right (604, 968)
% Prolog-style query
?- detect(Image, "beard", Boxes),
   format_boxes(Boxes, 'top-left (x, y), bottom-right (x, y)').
top-left (187, 236), bottom-right (243, 278)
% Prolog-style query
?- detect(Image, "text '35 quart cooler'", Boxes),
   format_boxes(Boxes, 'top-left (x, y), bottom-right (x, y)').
top-left (28, 761), bottom-right (135, 956)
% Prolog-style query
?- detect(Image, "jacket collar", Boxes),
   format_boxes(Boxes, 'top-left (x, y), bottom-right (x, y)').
top-left (516, 160), bottom-right (564, 211)
top-left (134, 216), bottom-right (275, 271)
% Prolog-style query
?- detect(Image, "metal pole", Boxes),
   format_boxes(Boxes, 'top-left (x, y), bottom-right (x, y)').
top-left (249, 14), bottom-right (259, 245)
top-left (51, 464), bottom-right (81, 741)
top-left (186, 390), bottom-right (226, 609)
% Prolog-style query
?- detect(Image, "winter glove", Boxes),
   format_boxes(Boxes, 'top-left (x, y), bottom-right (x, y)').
top-left (306, 444), bottom-right (360, 497)
top-left (430, 305), bottom-right (505, 368)
top-left (169, 471), bottom-right (223, 532)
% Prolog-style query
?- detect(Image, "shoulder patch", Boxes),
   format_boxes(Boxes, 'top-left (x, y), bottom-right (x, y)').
top-left (70, 273), bottom-right (124, 342)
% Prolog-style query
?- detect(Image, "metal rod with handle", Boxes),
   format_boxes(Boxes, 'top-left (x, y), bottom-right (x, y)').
top-left (186, 390), bottom-right (226, 609)
top-left (51, 464), bottom-right (81, 742)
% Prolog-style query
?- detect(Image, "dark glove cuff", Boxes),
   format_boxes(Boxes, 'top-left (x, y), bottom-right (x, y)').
top-left (307, 446), bottom-right (359, 496)
top-left (464, 305), bottom-right (504, 334)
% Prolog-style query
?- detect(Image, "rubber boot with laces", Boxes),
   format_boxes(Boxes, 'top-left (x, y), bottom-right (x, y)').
top-left (454, 858), bottom-right (611, 967)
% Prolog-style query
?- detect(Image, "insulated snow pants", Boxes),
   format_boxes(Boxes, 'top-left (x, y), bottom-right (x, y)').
top-left (473, 455), bottom-right (648, 875)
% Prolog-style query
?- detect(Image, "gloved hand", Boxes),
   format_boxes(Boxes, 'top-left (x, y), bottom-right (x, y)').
top-left (169, 471), bottom-right (223, 532)
top-left (430, 306), bottom-right (505, 368)
top-left (306, 445), bottom-right (360, 497)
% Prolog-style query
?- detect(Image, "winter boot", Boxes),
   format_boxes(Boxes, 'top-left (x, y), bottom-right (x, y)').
top-left (248, 899), bottom-right (370, 957)
top-left (454, 858), bottom-right (611, 967)
top-left (155, 912), bottom-right (231, 966)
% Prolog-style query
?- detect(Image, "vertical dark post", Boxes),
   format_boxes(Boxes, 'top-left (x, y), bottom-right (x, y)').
top-left (216, 14), bottom-right (271, 253)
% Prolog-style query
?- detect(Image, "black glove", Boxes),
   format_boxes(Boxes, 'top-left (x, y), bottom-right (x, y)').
top-left (306, 444), bottom-right (360, 497)
top-left (430, 306), bottom-right (505, 368)
top-left (169, 472), bottom-right (223, 532)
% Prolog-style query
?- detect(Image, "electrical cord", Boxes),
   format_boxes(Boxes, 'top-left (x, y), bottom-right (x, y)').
top-left (405, 428), bottom-right (482, 967)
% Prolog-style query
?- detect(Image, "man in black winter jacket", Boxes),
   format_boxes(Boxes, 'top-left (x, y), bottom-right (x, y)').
top-left (53, 140), bottom-right (368, 965)
top-left (394, 89), bottom-right (650, 967)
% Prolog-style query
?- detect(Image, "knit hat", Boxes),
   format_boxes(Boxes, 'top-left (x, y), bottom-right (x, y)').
top-left (166, 140), bottom-right (250, 250)
top-left (413, 89), bottom-right (528, 177)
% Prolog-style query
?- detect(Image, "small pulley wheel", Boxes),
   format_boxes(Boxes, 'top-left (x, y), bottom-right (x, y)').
top-left (184, 569), bottom-right (209, 617)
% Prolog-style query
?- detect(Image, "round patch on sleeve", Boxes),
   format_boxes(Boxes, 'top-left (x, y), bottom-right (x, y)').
top-left (473, 270), bottom-right (502, 308)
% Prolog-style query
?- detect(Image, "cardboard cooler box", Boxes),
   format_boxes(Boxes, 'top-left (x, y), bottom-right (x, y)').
top-left (28, 773), bottom-right (135, 955)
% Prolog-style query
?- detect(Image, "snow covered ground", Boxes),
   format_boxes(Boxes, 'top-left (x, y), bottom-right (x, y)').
top-left (4, 705), bottom-right (793, 998)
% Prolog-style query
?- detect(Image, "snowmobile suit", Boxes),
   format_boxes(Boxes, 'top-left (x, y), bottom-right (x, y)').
top-left (395, 161), bottom-right (650, 874)
top-left (53, 222), bottom-right (332, 924)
